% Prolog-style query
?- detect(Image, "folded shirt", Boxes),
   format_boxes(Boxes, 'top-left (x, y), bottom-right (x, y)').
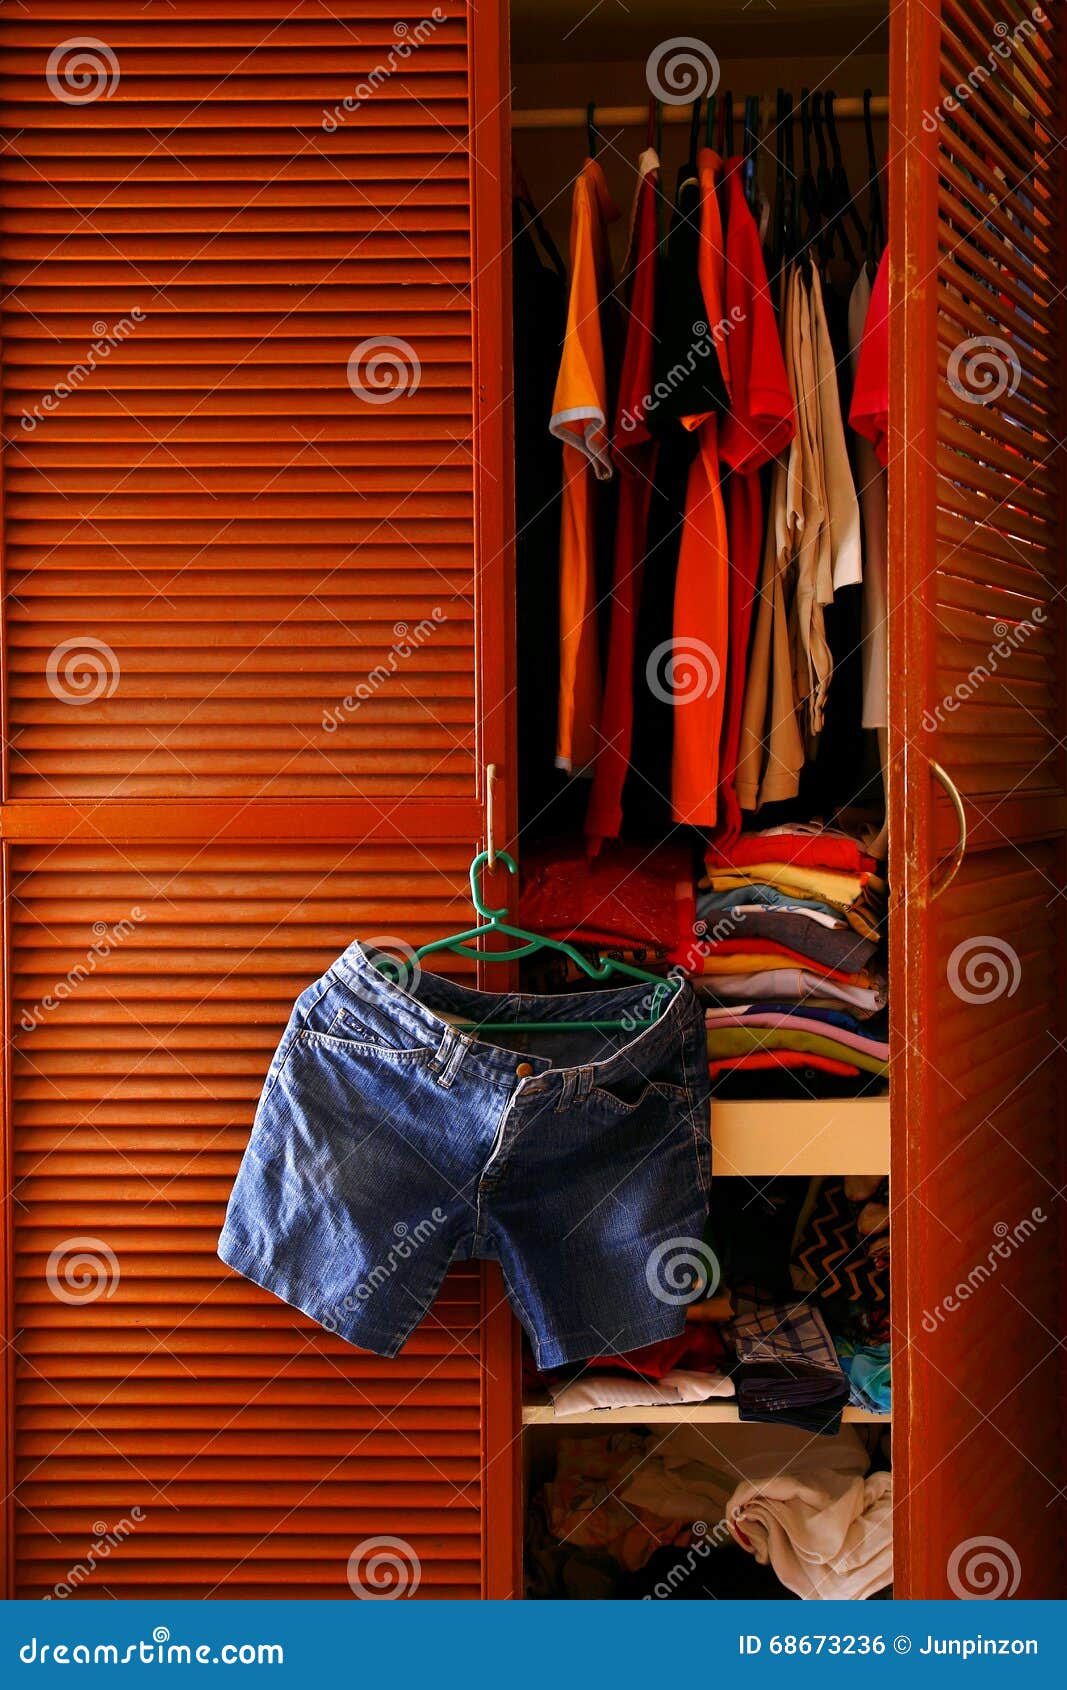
top-left (709, 1050), bottom-right (861, 1079)
top-left (546, 1368), bottom-right (735, 1416)
top-left (835, 1338), bottom-right (891, 1415)
top-left (701, 968), bottom-right (887, 1015)
top-left (702, 864), bottom-right (886, 942)
top-left (706, 825), bottom-right (878, 875)
top-left (705, 1008), bottom-right (889, 1061)
top-left (699, 883), bottom-right (846, 920)
top-left (696, 908), bottom-right (878, 974)
top-left (706, 1026), bottom-right (889, 1077)
top-left (730, 1299), bottom-right (851, 1436)
top-left (519, 841), bottom-right (695, 951)
top-left (695, 933), bottom-right (876, 978)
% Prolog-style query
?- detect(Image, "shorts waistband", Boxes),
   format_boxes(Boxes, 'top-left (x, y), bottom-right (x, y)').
top-left (327, 940), bottom-right (702, 1091)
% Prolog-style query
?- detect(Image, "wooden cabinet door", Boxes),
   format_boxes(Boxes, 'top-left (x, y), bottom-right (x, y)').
top-left (0, 0), bottom-right (519, 1598)
top-left (890, 0), bottom-right (1066, 1599)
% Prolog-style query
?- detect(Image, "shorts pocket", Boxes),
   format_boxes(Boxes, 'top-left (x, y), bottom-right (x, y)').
top-left (307, 1009), bottom-right (435, 1064)
top-left (589, 1077), bottom-right (691, 1117)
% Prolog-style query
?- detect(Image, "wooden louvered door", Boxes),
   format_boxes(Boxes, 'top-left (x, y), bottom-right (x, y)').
top-left (890, 0), bottom-right (1066, 1599)
top-left (0, 1), bottom-right (520, 1597)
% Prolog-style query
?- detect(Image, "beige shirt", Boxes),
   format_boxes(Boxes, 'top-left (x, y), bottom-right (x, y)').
top-left (736, 264), bottom-right (806, 809)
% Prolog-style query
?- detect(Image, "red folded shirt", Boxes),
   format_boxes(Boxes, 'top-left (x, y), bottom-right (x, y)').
top-left (705, 829), bottom-right (877, 875)
top-left (583, 1323), bottom-right (728, 1379)
top-left (709, 1050), bottom-right (861, 1078)
top-left (519, 841), bottom-right (695, 952)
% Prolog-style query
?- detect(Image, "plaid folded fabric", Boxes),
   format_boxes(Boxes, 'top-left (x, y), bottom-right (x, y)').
top-left (730, 1299), bottom-right (850, 1435)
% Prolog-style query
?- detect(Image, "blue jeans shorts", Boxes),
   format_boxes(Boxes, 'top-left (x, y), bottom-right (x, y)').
top-left (218, 942), bottom-right (712, 1368)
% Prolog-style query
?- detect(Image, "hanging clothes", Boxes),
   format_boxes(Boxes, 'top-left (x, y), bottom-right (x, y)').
top-left (585, 147), bottom-right (661, 850)
top-left (849, 265), bottom-right (888, 735)
top-left (670, 145), bottom-right (732, 829)
top-left (624, 165), bottom-right (716, 838)
top-left (735, 262), bottom-right (807, 810)
top-left (714, 153), bottom-right (796, 844)
top-left (550, 158), bottom-right (620, 776)
top-left (850, 245), bottom-right (889, 467)
top-left (512, 185), bottom-right (569, 831)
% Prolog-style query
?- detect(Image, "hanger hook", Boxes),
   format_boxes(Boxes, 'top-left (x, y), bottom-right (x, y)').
top-left (469, 848), bottom-right (517, 920)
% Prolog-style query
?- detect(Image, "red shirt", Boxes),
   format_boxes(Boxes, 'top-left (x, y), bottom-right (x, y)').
top-left (585, 150), bottom-right (660, 849)
top-left (714, 157), bottom-right (795, 844)
top-left (850, 247), bottom-right (889, 465)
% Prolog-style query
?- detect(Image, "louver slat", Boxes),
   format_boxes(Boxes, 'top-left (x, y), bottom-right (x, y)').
top-left (0, 0), bottom-right (518, 1600)
top-left (6, 844), bottom-right (492, 1600)
top-left (890, 0), bottom-right (1067, 1599)
top-left (0, 0), bottom-right (477, 802)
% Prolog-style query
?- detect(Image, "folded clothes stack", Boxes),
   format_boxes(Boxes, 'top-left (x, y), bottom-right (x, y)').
top-left (730, 1298), bottom-right (852, 1434)
top-left (518, 840), bottom-right (694, 987)
top-left (694, 825), bottom-right (888, 1094)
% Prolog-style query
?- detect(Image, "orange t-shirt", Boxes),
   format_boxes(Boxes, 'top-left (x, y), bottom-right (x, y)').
top-left (549, 159), bottom-right (619, 774)
top-left (671, 148), bottom-right (731, 827)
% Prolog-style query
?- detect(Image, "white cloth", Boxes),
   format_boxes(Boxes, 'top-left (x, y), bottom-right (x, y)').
top-left (622, 1424), bottom-right (868, 1527)
top-left (849, 268), bottom-right (889, 730)
top-left (546, 1368), bottom-right (734, 1418)
top-left (727, 1464), bottom-right (892, 1600)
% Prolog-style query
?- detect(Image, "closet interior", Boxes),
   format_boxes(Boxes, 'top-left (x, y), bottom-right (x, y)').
top-left (508, 0), bottom-right (894, 1600)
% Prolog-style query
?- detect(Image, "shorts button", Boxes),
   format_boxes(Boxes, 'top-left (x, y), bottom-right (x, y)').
top-left (515, 1062), bottom-right (533, 1079)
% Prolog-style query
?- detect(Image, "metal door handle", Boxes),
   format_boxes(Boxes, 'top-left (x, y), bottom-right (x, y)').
top-left (930, 759), bottom-right (967, 900)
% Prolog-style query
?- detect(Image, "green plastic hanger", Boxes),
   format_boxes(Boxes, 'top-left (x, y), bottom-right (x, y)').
top-left (376, 850), bottom-right (681, 1035)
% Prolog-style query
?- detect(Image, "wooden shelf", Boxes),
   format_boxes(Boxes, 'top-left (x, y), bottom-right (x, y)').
top-left (522, 1399), bottom-right (889, 1425)
top-left (711, 1096), bottom-right (889, 1176)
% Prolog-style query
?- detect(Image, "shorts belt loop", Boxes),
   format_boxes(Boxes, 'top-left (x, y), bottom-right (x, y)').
top-left (564, 1067), bottom-right (593, 1108)
top-left (434, 1026), bottom-right (467, 1089)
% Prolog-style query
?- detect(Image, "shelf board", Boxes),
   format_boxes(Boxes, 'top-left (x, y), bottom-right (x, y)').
top-left (522, 1399), bottom-right (889, 1425)
top-left (711, 1095), bottom-right (889, 1176)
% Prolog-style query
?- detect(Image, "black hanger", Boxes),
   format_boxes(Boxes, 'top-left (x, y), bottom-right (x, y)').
top-left (810, 92), bottom-right (836, 264)
top-left (743, 93), bottom-right (760, 213)
top-left (863, 88), bottom-right (887, 275)
top-left (825, 90), bottom-right (865, 264)
top-left (705, 90), bottom-right (718, 148)
top-left (798, 88), bottom-right (822, 272)
top-left (772, 89), bottom-right (797, 282)
top-left (512, 157), bottom-right (567, 282)
top-left (586, 101), bottom-right (600, 159)
top-left (722, 90), bottom-right (734, 157)
top-left (687, 93), bottom-right (703, 173)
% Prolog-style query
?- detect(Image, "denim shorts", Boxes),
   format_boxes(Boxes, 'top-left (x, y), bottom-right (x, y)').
top-left (218, 943), bottom-right (712, 1368)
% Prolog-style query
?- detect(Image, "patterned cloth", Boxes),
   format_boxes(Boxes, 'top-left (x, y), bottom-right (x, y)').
top-left (792, 1176), bottom-right (890, 1342)
top-left (730, 1299), bottom-right (851, 1434)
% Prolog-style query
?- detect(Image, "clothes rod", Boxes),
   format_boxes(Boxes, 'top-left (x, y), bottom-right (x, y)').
top-left (512, 95), bottom-right (888, 130)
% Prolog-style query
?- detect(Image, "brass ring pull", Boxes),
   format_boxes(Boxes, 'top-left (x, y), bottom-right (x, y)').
top-left (930, 759), bottom-right (967, 901)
